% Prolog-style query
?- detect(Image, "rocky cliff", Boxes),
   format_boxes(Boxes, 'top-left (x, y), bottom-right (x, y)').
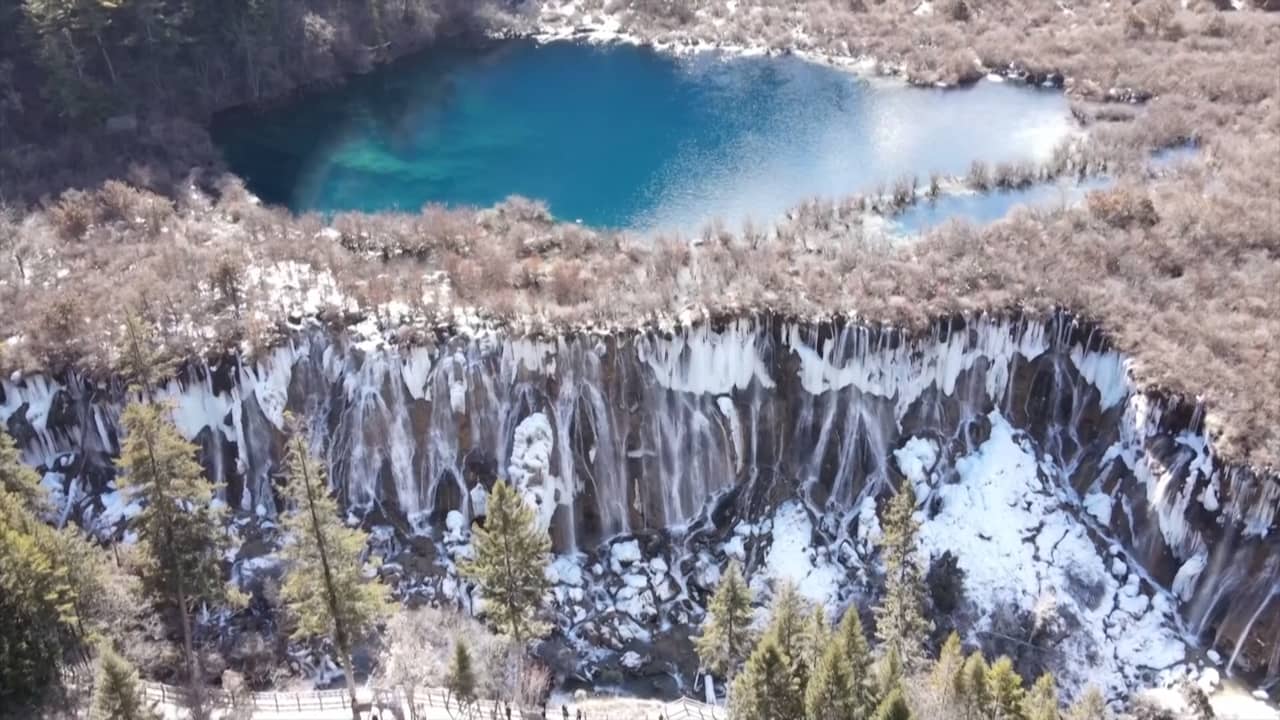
top-left (3, 310), bottom-right (1276, 695)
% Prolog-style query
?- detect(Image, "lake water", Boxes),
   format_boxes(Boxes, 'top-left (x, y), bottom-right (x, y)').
top-left (892, 177), bottom-right (1111, 235)
top-left (213, 40), bottom-right (1072, 232)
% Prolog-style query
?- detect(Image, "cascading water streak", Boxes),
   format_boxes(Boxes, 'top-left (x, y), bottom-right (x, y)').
top-left (3, 312), bottom-right (1279, 683)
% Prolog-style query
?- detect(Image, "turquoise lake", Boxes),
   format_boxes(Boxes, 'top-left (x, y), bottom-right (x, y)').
top-left (213, 40), bottom-right (1073, 232)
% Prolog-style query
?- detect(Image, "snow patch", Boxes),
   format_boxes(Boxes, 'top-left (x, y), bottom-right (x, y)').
top-left (765, 502), bottom-right (841, 604)
top-left (894, 436), bottom-right (938, 487)
top-left (916, 411), bottom-right (1186, 699)
top-left (507, 413), bottom-right (564, 531)
top-left (637, 318), bottom-right (775, 394)
top-left (1084, 491), bottom-right (1114, 525)
top-left (787, 316), bottom-right (1048, 419)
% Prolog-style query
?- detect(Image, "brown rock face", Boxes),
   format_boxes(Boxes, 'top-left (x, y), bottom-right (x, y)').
top-left (3, 310), bottom-right (1277, 685)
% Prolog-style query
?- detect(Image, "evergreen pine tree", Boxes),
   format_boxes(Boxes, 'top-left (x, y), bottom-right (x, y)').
top-left (876, 644), bottom-right (904, 702)
top-left (1024, 673), bottom-right (1059, 720)
top-left (873, 485), bottom-right (931, 669)
top-left (765, 581), bottom-right (808, 657)
top-left (930, 631), bottom-right (965, 707)
top-left (802, 604), bottom-right (832, 670)
top-left (763, 581), bottom-right (811, 695)
top-left (118, 310), bottom-right (174, 399)
top-left (0, 430), bottom-right (112, 704)
top-left (459, 479), bottom-right (552, 647)
top-left (447, 639), bottom-right (478, 708)
top-left (0, 429), bottom-right (48, 513)
top-left (961, 651), bottom-right (990, 720)
top-left (0, 478), bottom-right (78, 704)
top-left (1065, 686), bottom-right (1110, 720)
top-left (872, 686), bottom-right (912, 720)
top-left (836, 607), bottom-right (875, 716)
top-left (279, 432), bottom-right (388, 720)
top-left (694, 560), bottom-right (754, 681)
top-left (730, 634), bottom-right (803, 720)
top-left (804, 636), bottom-right (859, 720)
top-left (55, 524), bottom-right (111, 645)
top-left (117, 401), bottom-right (228, 719)
top-left (986, 656), bottom-right (1027, 720)
top-left (92, 645), bottom-right (158, 720)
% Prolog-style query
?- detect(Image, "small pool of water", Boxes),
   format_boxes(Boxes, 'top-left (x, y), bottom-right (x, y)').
top-left (213, 39), bottom-right (1072, 232)
top-left (893, 177), bottom-right (1110, 235)
top-left (1150, 142), bottom-right (1200, 171)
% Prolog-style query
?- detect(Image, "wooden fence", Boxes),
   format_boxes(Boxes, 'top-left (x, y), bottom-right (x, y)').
top-left (661, 698), bottom-right (723, 720)
top-left (143, 683), bottom-right (354, 712)
top-left (140, 682), bottom-right (722, 720)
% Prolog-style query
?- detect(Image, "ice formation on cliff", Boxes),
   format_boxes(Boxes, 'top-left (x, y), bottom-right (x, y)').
top-left (3, 311), bottom-right (1276, 693)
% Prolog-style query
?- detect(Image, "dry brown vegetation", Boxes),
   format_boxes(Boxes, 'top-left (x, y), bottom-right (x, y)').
top-left (1, 1), bottom-right (1278, 472)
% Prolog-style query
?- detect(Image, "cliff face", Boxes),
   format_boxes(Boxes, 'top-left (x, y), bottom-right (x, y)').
top-left (3, 311), bottom-right (1277, 689)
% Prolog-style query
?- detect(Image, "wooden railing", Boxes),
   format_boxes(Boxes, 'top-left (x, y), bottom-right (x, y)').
top-left (140, 682), bottom-right (723, 720)
top-left (143, 682), bottom-right (353, 712)
top-left (662, 698), bottom-right (724, 720)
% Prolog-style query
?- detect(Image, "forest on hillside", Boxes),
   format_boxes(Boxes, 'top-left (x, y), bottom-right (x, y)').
top-left (0, 0), bottom-right (516, 200)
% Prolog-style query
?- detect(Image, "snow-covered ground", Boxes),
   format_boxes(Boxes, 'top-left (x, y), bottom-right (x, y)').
top-left (907, 412), bottom-right (1187, 698)
top-left (744, 411), bottom-right (1192, 701)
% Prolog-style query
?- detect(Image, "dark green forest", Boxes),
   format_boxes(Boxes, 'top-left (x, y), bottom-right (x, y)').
top-left (0, 0), bottom-right (510, 200)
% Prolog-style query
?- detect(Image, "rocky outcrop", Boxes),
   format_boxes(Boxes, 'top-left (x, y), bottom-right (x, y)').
top-left (3, 310), bottom-right (1277, 690)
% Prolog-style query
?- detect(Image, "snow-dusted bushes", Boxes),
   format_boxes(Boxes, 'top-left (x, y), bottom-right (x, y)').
top-left (382, 607), bottom-right (535, 702)
top-left (0, 2), bottom-right (1277, 472)
top-left (2, 132), bottom-right (1278, 469)
top-left (1086, 188), bottom-right (1160, 230)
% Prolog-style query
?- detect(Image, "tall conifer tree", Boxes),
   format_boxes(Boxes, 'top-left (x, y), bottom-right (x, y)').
top-left (118, 401), bottom-right (226, 719)
top-left (694, 560), bottom-right (754, 682)
top-left (873, 484), bottom-right (931, 669)
top-left (802, 604), bottom-right (832, 671)
top-left (836, 608), bottom-right (875, 716)
top-left (872, 686), bottom-right (912, 720)
top-left (279, 431), bottom-right (388, 720)
top-left (730, 634), bottom-right (803, 720)
top-left (459, 479), bottom-right (552, 646)
top-left (930, 631), bottom-right (966, 708)
top-left (91, 644), bottom-right (158, 720)
top-left (986, 656), bottom-right (1027, 720)
top-left (1, 430), bottom-right (112, 704)
top-left (0, 467), bottom-right (78, 704)
top-left (1024, 672), bottom-right (1059, 720)
top-left (961, 651), bottom-right (991, 720)
top-left (763, 581), bottom-right (812, 694)
top-left (446, 639), bottom-right (478, 709)
top-left (1065, 686), bottom-right (1110, 720)
top-left (804, 635), bottom-right (860, 720)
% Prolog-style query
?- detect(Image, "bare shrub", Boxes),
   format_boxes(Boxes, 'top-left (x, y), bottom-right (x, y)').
top-left (46, 191), bottom-right (95, 241)
top-left (940, 0), bottom-right (971, 22)
top-left (383, 607), bottom-right (521, 706)
top-left (513, 660), bottom-right (552, 709)
top-left (1202, 13), bottom-right (1229, 38)
top-left (926, 551), bottom-right (966, 618)
top-left (1087, 188), bottom-right (1160, 229)
top-left (965, 161), bottom-right (991, 191)
top-left (96, 180), bottom-right (175, 230)
top-left (890, 176), bottom-right (917, 209)
top-left (210, 254), bottom-right (247, 315)
top-left (549, 260), bottom-right (590, 306)
top-left (926, 173), bottom-right (942, 199)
